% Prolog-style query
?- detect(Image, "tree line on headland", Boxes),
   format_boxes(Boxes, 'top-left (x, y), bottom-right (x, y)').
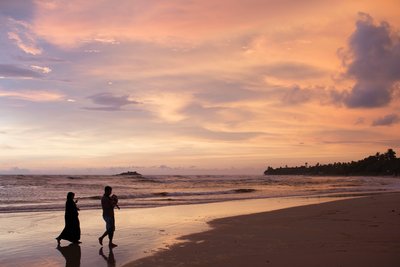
top-left (264, 149), bottom-right (400, 176)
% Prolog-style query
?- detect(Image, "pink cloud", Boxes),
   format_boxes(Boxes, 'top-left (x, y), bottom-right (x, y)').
top-left (7, 18), bottom-right (42, 55)
top-left (0, 89), bottom-right (65, 102)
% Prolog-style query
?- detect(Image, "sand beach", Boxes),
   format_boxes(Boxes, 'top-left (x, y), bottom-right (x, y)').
top-left (130, 193), bottom-right (400, 267)
top-left (1, 193), bottom-right (399, 266)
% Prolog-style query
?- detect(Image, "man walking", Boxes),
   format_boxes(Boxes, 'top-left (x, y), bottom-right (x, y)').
top-left (99, 186), bottom-right (118, 247)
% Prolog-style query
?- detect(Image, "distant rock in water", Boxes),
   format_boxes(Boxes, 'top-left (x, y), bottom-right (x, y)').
top-left (116, 171), bottom-right (142, 176)
top-left (153, 192), bottom-right (169, 197)
top-left (234, 189), bottom-right (256, 193)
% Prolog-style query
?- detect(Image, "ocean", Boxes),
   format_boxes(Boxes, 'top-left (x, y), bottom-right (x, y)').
top-left (1, 174), bottom-right (400, 213)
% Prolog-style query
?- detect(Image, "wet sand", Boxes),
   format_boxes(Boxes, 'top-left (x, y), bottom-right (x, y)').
top-left (128, 193), bottom-right (400, 267)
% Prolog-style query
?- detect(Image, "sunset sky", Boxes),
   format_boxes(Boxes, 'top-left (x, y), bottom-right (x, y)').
top-left (1, 0), bottom-right (399, 174)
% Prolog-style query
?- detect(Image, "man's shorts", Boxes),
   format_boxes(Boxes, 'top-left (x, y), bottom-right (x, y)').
top-left (103, 215), bottom-right (115, 232)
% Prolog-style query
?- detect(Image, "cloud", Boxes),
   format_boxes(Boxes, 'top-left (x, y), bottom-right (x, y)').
top-left (86, 92), bottom-right (140, 111)
top-left (316, 129), bottom-right (380, 144)
top-left (14, 55), bottom-right (65, 63)
top-left (180, 102), bottom-right (255, 126)
top-left (31, 0), bottom-right (338, 47)
top-left (84, 49), bottom-right (101, 53)
top-left (193, 80), bottom-right (261, 104)
top-left (0, 89), bottom-right (65, 102)
top-left (372, 114), bottom-right (400, 126)
top-left (256, 62), bottom-right (326, 80)
top-left (0, 1), bottom-right (35, 20)
top-left (7, 18), bottom-right (42, 55)
top-left (354, 117), bottom-right (365, 125)
top-left (179, 126), bottom-right (264, 141)
top-left (341, 13), bottom-right (400, 108)
top-left (0, 167), bottom-right (31, 175)
top-left (180, 103), bottom-right (225, 121)
top-left (280, 85), bottom-right (314, 105)
top-left (31, 65), bottom-right (51, 73)
top-left (0, 144), bottom-right (15, 150)
top-left (84, 37), bottom-right (120, 45)
top-left (0, 64), bottom-right (42, 78)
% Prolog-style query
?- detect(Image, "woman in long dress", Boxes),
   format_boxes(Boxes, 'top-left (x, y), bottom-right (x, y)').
top-left (56, 192), bottom-right (81, 244)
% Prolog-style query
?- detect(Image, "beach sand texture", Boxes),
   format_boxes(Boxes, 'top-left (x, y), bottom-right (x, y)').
top-left (0, 193), bottom-right (399, 266)
top-left (129, 193), bottom-right (400, 267)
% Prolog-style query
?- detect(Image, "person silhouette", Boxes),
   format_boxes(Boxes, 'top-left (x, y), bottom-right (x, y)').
top-left (56, 192), bottom-right (81, 244)
top-left (99, 247), bottom-right (116, 267)
top-left (57, 243), bottom-right (81, 267)
top-left (98, 186), bottom-right (119, 247)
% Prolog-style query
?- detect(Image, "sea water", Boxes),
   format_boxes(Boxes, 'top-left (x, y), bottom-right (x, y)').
top-left (1, 174), bottom-right (399, 213)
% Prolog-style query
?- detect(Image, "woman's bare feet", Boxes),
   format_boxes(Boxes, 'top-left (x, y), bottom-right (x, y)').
top-left (98, 237), bottom-right (103, 246)
top-left (109, 243), bottom-right (118, 248)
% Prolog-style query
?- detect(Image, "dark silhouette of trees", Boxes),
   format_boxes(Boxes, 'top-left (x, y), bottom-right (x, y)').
top-left (264, 149), bottom-right (400, 176)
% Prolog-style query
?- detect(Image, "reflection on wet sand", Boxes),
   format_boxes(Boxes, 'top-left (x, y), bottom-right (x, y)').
top-left (56, 243), bottom-right (81, 267)
top-left (99, 247), bottom-right (116, 267)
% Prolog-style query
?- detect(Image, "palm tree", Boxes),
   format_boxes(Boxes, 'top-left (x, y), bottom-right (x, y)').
top-left (385, 149), bottom-right (396, 160)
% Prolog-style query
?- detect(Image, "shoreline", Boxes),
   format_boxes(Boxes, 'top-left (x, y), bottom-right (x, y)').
top-left (127, 192), bottom-right (400, 267)
top-left (0, 189), bottom-right (393, 214)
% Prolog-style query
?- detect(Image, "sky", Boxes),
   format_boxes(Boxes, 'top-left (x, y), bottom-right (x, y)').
top-left (0, 0), bottom-right (400, 175)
